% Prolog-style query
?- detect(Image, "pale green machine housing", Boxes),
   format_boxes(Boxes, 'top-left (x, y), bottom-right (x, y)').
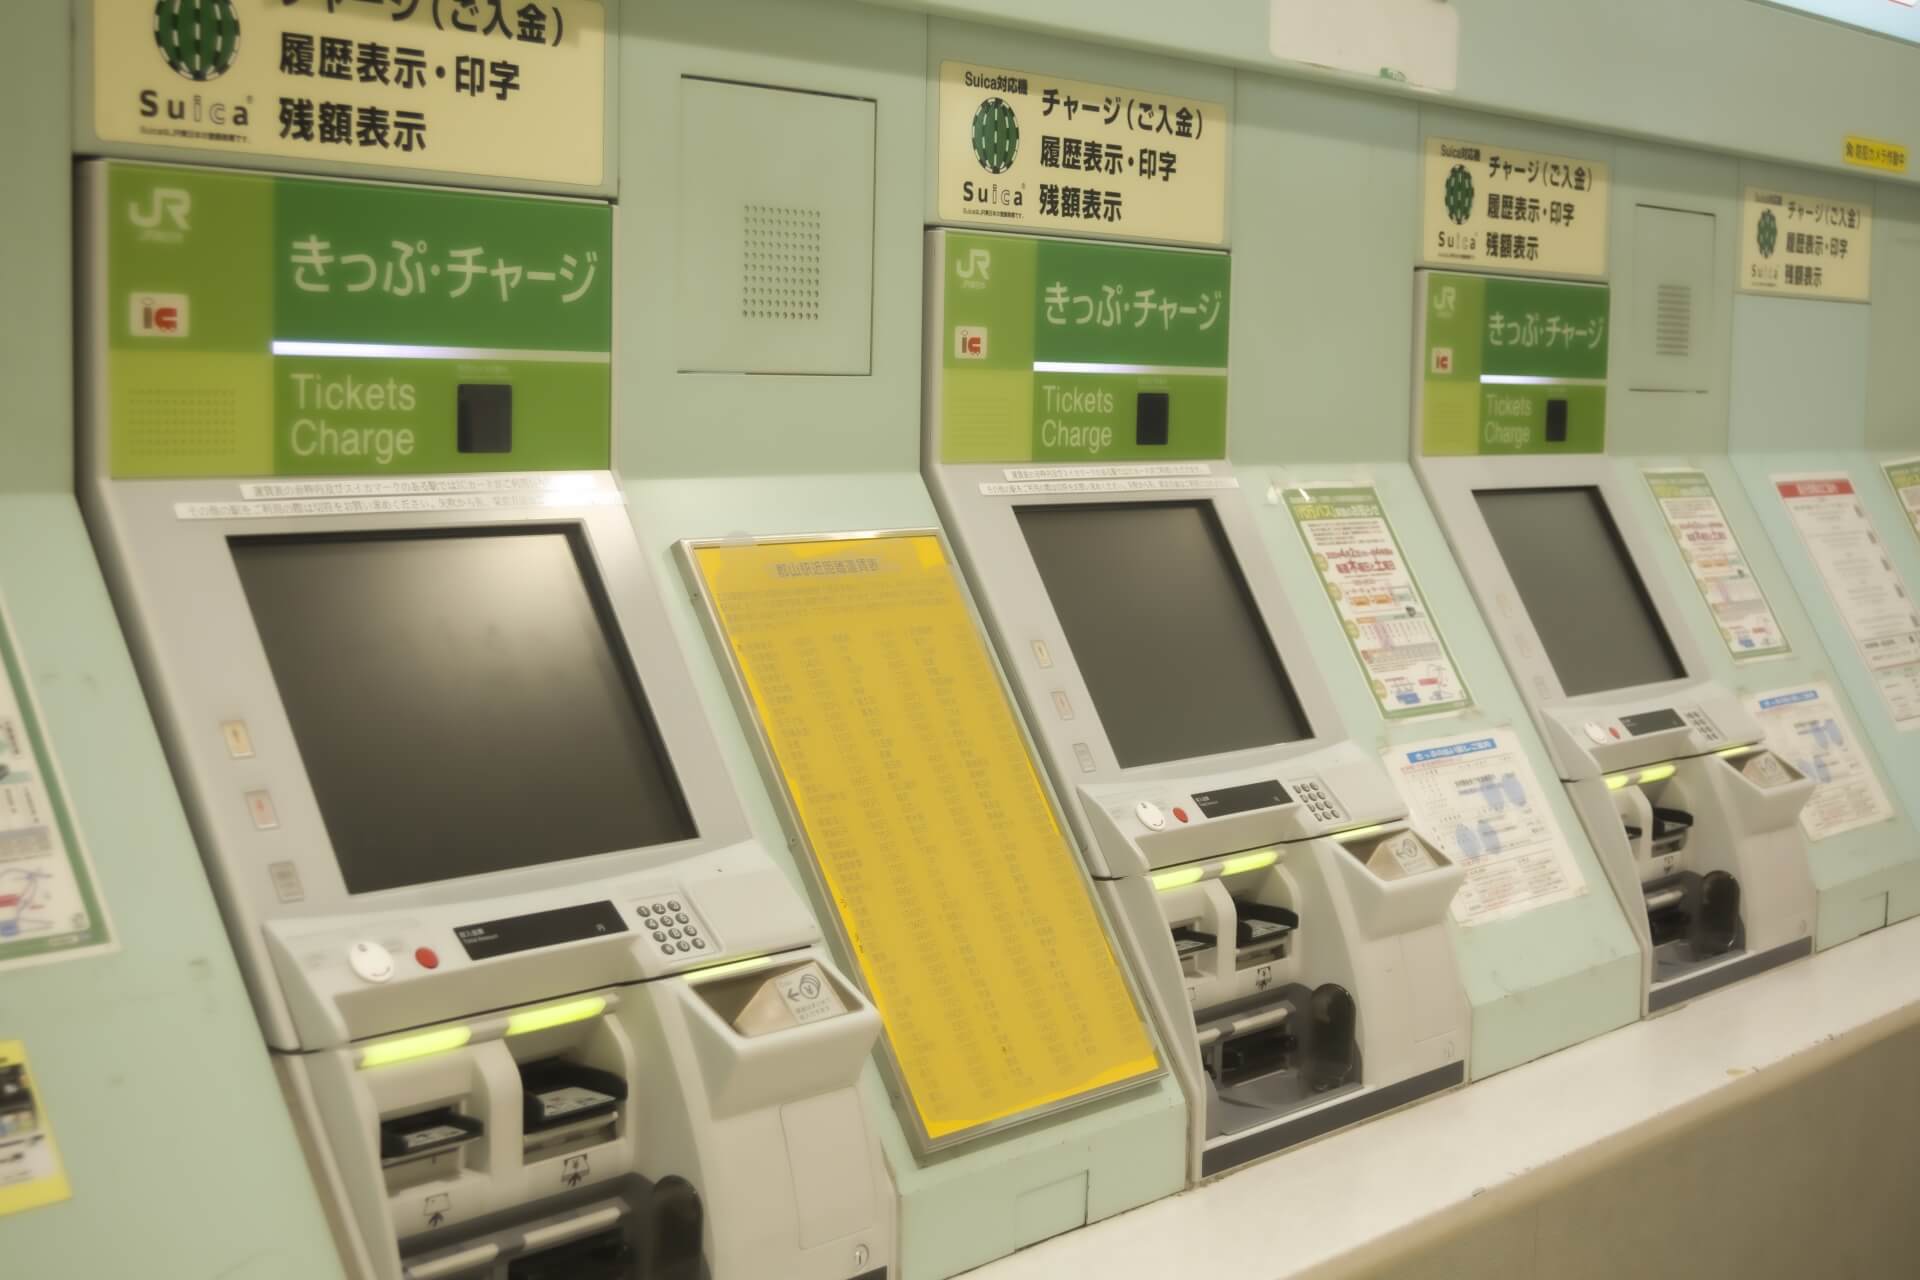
top-left (614, 5), bottom-right (1187, 1278)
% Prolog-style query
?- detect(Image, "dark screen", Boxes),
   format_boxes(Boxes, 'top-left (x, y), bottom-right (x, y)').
top-left (1016, 501), bottom-right (1312, 768)
top-left (1474, 486), bottom-right (1686, 697)
top-left (230, 527), bottom-right (696, 895)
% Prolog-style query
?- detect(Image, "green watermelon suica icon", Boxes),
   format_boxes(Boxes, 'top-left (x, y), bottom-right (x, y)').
top-left (1444, 164), bottom-right (1475, 225)
top-left (972, 98), bottom-right (1020, 174)
top-left (153, 0), bottom-right (241, 82)
top-left (1757, 208), bottom-right (1779, 259)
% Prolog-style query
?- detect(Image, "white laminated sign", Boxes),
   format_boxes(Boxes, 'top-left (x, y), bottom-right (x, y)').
top-left (1386, 729), bottom-right (1586, 927)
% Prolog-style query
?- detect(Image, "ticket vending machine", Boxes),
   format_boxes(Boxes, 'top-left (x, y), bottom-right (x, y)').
top-left (78, 162), bottom-right (892, 1280)
top-left (1414, 270), bottom-right (1818, 1014)
top-left (926, 230), bottom-right (1470, 1179)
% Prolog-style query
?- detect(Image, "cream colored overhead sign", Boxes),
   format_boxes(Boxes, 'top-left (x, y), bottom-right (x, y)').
top-left (1421, 137), bottom-right (1609, 278)
top-left (1739, 187), bottom-right (1871, 301)
top-left (937, 61), bottom-right (1228, 246)
top-left (93, 0), bottom-right (605, 187)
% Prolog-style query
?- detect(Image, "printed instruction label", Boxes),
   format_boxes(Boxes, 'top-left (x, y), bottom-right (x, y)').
top-left (1422, 137), bottom-right (1610, 278)
top-left (1775, 474), bottom-right (1920, 729)
top-left (773, 962), bottom-right (848, 1027)
top-left (0, 601), bottom-right (113, 972)
top-left (1740, 188), bottom-right (1872, 301)
top-left (1884, 456), bottom-right (1920, 543)
top-left (92, 0), bottom-right (606, 186)
top-left (1387, 729), bottom-right (1587, 927)
top-left (1748, 683), bottom-right (1895, 842)
top-left (1644, 468), bottom-right (1791, 661)
top-left (1282, 484), bottom-right (1472, 719)
top-left (0, 1041), bottom-right (70, 1218)
top-left (937, 61), bottom-right (1228, 245)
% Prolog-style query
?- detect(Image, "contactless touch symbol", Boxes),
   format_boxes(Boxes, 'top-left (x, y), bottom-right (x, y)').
top-left (1757, 209), bottom-right (1778, 260)
top-left (972, 98), bottom-right (1020, 174)
top-left (152, 0), bottom-right (242, 82)
top-left (1444, 164), bottom-right (1475, 225)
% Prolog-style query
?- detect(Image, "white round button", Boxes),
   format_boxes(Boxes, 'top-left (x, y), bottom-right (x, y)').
top-left (1134, 800), bottom-right (1167, 831)
top-left (1584, 722), bottom-right (1612, 745)
top-left (348, 940), bottom-right (394, 984)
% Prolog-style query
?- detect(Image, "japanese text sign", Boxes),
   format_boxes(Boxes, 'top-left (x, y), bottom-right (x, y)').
top-left (1740, 187), bottom-right (1872, 301)
top-left (1418, 271), bottom-right (1610, 457)
top-left (934, 231), bottom-right (1230, 464)
top-left (937, 61), bottom-right (1228, 246)
top-left (93, 0), bottom-right (606, 187)
top-left (101, 161), bottom-right (611, 477)
top-left (1422, 137), bottom-right (1610, 278)
top-left (690, 535), bottom-right (1161, 1146)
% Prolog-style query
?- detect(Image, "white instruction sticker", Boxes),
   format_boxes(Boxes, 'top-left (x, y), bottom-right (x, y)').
top-left (1283, 483), bottom-right (1472, 719)
top-left (1774, 474), bottom-right (1920, 729)
top-left (1747, 684), bottom-right (1895, 841)
top-left (1387, 729), bottom-right (1587, 926)
top-left (1644, 469), bottom-right (1790, 661)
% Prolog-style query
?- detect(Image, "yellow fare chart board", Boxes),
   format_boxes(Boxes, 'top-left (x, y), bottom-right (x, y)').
top-left (693, 535), bottom-right (1160, 1143)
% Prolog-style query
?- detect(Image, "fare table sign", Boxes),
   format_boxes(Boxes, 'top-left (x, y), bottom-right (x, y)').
top-left (687, 534), bottom-right (1161, 1148)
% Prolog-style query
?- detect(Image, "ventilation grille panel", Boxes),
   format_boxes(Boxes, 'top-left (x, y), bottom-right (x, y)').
top-left (1654, 283), bottom-right (1693, 358)
top-left (741, 203), bottom-right (822, 323)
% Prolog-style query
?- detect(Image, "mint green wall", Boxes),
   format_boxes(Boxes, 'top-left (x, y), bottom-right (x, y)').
top-left (0, 8), bottom-right (340, 1275)
top-left (865, 0), bottom-right (1920, 185)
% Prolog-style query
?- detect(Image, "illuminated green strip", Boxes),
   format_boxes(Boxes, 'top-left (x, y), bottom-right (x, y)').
top-left (506, 996), bottom-right (607, 1037)
top-left (358, 1025), bottom-right (471, 1070)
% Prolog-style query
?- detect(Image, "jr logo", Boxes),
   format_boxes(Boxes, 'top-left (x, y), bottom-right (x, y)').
top-left (1432, 285), bottom-right (1458, 319)
top-left (129, 293), bottom-right (189, 338)
top-left (128, 187), bottom-right (192, 237)
top-left (954, 326), bottom-right (988, 359)
top-left (954, 248), bottom-right (992, 283)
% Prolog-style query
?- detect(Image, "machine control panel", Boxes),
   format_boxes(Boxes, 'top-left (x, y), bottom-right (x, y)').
top-left (1131, 776), bottom-right (1342, 836)
top-left (455, 902), bottom-right (629, 962)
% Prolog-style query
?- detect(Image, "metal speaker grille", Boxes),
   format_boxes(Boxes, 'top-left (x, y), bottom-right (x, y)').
top-left (1654, 283), bottom-right (1693, 358)
top-left (741, 203), bottom-right (822, 322)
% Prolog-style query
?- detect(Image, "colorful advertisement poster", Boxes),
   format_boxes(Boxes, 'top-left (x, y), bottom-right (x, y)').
top-left (1739, 188), bottom-right (1872, 301)
top-left (92, 0), bottom-right (607, 187)
top-left (1775, 474), bottom-right (1920, 729)
top-left (1748, 684), bottom-right (1896, 842)
top-left (1386, 729), bottom-right (1587, 927)
top-left (1283, 484), bottom-right (1472, 719)
top-left (0, 602), bottom-right (113, 974)
top-left (1644, 468), bottom-right (1791, 661)
top-left (1421, 137), bottom-right (1609, 278)
top-left (937, 61), bottom-right (1228, 245)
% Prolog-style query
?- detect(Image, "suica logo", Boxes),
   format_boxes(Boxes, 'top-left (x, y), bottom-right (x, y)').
top-left (954, 327), bottom-right (988, 359)
top-left (153, 0), bottom-right (242, 82)
top-left (130, 293), bottom-right (190, 338)
top-left (971, 98), bottom-right (1020, 174)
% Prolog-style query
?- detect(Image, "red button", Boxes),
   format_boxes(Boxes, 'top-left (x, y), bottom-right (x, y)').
top-left (1173, 807), bottom-right (1190, 823)
top-left (414, 947), bottom-right (440, 970)
top-left (1609, 727), bottom-right (1622, 739)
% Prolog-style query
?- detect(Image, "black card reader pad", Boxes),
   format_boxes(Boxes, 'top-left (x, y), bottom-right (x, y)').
top-left (518, 1059), bottom-right (628, 1133)
top-left (1136, 391), bottom-right (1170, 446)
top-left (458, 383), bottom-right (513, 453)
